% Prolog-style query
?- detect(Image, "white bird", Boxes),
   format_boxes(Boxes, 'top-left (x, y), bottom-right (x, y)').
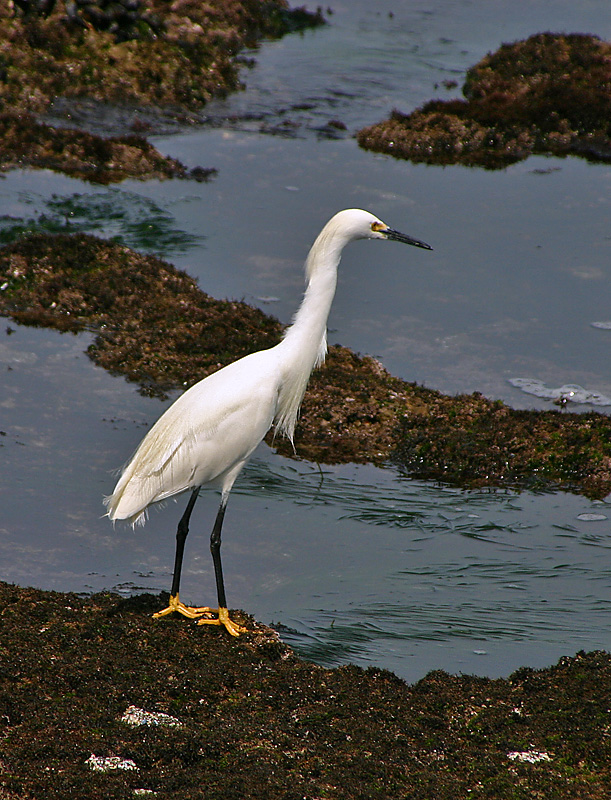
top-left (105, 209), bottom-right (432, 636)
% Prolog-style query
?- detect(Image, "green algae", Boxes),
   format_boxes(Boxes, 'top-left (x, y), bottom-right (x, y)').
top-left (0, 190), bottom-right (204, 255)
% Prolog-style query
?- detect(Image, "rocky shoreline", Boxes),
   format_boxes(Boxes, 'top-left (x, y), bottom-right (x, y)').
top-left (357, 33), bottom-right (611, 169)
top-left (1, 581), bottom-right (610, 799)
top-left (1, 7), bottom-right (610, 798)
top-left (0, 0), bottom-right (324, 181)
top-left (2, 232), bottom-right (611, 498)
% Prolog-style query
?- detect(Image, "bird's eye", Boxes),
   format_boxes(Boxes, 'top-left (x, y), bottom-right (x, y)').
top-left (371, 221), bottom-right (385, 233)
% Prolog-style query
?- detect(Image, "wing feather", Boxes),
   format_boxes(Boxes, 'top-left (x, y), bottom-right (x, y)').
top-left (105, 349), bottom-right (281, 525)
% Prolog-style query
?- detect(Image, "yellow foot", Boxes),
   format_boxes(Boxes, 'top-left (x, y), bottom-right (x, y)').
top-left (152, 593), bottom-right (214, 620)
top-left (197, 606), bottom-right (248, 637)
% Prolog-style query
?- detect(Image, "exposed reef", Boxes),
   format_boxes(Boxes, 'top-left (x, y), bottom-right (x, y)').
top-left (0, 232), bottom-right (283, 394)
top-left (0, 111), bottom-right (215, 183)
top-left (357, 33), bottom-right (611, 169)
top-left (1, 581), bottom-right (610, 799)
top-left (0, 0), bottom-right (324, 116)
top-left (2, 231), bottom-right (611, 499)
top-left (0, 0), bottom-right (325, 181)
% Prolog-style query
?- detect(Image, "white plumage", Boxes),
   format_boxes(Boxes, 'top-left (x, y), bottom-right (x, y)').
top-left (107, 350), bottom-right (280, 524)
top-left (105, 208), bottom-right (431, 636)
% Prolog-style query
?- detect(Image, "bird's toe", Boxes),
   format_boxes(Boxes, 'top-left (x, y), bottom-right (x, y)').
top-left (197, 607), bottom-right (248, 637)
top-left (152, 593), bottom-right (215, 620)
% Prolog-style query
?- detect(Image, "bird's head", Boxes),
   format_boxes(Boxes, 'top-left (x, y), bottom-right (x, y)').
top-left (304, 208), bottom-right (432, 284)
top-left (330, 208), bottom-right (432, 250)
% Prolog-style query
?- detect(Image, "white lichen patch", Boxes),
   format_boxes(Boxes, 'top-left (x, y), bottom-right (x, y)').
top-left (507, 750), bottom-right (552, 764)
top-left (121, 705), bottom-right (183, 729)
top-left (86, 754), bottom-right (139, 772)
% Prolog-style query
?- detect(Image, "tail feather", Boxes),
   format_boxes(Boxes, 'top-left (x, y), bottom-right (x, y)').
top-left (103, 486), bottom-right (148, 527)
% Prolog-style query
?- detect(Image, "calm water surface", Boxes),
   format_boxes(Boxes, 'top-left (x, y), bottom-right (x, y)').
top-left (1, 0), bottom-right (610, 682)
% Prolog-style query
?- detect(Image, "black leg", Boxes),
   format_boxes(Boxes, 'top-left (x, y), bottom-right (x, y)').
top-left (210, 497), bottom-right (228, 610)
top-left (169, 487), bottom-right (200, 598)
top-left (156, 489), bottom-right (247, 635)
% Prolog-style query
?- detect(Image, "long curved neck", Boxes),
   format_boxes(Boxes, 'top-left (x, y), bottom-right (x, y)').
top-left (273, 222), bottom-right (348, 441)
top-left (282, 223), bottom-right (346, 365)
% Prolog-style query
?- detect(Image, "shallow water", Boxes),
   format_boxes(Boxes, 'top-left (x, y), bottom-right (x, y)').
top-left (1, 0), bottom-right (611, 682)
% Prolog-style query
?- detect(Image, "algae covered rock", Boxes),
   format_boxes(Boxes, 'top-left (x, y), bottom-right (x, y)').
top-left (357, 33), bottom-right (611, 169)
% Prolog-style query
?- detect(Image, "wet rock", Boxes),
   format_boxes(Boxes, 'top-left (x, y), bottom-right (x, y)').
top-left (357, 33), bottom-right (611, 169)
top-left (0, 232), bottom-right (283, 396)
top-left (0, 0), bottom-right (326, 180)
top-left (0, 111), bottom-right (199, 183)
top-left (12, 0), bottom-right (56, 15)
top-left (2, 231), bottom-right (611, 499)
top-left (0, 580), bottom-right (610, 799)
top-left (64, 0), bottom-right (163, 43)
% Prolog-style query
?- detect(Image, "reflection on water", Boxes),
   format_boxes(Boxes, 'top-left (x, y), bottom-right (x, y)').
top-left (1, 0), bottom-right (611, 682)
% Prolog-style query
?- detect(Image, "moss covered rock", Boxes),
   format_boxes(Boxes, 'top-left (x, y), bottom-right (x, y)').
top-left (357, 33), bottom-right (611, 169)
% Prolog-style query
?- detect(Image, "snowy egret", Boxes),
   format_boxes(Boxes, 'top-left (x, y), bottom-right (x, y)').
top-left (105, 209), bottom-right (432, 636)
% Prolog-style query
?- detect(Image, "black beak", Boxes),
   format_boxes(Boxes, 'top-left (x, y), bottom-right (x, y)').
top-left (384, 228), bottom-right (433, 250)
